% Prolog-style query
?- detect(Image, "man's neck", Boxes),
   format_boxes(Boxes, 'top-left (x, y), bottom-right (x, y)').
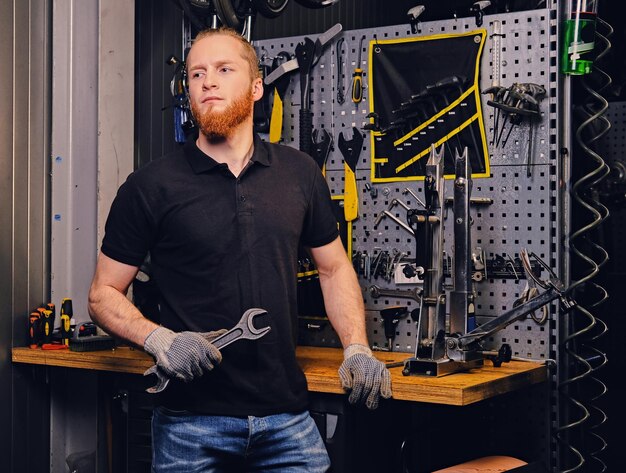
top-left (196, 123), bottom-right (255, 177)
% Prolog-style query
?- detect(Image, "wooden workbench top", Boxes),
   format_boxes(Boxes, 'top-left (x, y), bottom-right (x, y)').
top-left (12, 346), bottom-right (546, 406)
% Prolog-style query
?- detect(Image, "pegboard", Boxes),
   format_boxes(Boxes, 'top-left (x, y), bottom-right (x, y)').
top-left (597, 101), bottom-right (626, 269)
top-left (600, 101), bottom-right (626, 153)
top-left (255, 7), bottom-right (559, 361)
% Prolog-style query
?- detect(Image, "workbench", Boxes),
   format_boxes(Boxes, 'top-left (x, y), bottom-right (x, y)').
top-left (12, 345), bottom-right (546, 406)
top-left (12, 345), bottom-right (551, 472)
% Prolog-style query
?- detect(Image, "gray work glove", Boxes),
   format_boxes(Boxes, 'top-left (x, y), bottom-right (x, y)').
top-left (143, 327), bottom-right (226, 383)
top-left (338, 344), bottom-right (392, 410)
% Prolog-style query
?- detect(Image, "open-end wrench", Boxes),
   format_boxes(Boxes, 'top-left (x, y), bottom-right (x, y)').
top-left (369, 285), bottom-right (421, 303)
top-left (146, 308), bottom-right (270, 394)
top-left (311, 128), bottom-right (333, 176)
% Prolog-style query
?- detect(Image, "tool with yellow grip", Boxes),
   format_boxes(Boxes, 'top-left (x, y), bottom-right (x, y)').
top-left (338, 127), bottom-right (364, 222)
top-left (351, 36), bottom-right (365, 104)
top-left (268, 51), bottom-right (292, 143)
top-left (60, 298), bottom-right (73, 346)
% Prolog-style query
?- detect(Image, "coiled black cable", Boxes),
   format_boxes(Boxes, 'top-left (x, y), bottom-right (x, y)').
top-left (558, 16), bottom-right (612, 473)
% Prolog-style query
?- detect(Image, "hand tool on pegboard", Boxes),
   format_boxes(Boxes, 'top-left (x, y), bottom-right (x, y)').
top-left (338, 127), bottom-right (364, 222)
top-left (264, 23), bottom-right (342, 155)
top-left (268, 51), bottom-right (292, 143)
top-left (311, 128), bottom-right (333, 176)
top-left (470, 1), bottom-right (491, 27)
top-left (351, 35), bottom-right (365, 105)
top-left (335, 38), bottom-right (345, 105)
top-left (253, 63), bottom-right (272, 134)
top-left (380, 306), bottom-right (409, 351)
top-left (407, 5), bottom-right (426, 34)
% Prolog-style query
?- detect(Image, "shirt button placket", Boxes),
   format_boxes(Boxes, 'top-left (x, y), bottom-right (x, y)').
top-left (236, 178), bottom-right (248, 211)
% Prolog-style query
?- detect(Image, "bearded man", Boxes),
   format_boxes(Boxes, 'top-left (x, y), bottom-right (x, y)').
top-left (88, 27), bottom-right (391, 472)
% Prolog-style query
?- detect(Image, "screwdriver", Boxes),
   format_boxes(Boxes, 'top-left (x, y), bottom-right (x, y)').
top-left (351, 36), bottom-right (365, 104)
top-left (29, 311), bottom-right (41, 348)
top-left (60, 298), bottom-right (73, 346)
top-left (39, 307), bottom-right (53, 344)
top-left (35, 304), bottom-right (52, 343)
top-left (46, 302), bottom-right (56, 335)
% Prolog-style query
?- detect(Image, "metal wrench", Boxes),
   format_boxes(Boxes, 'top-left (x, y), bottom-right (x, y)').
top-left (146, 308), bottom-right (270, 394)
top-left (369, 285), bottom-right (421, 303)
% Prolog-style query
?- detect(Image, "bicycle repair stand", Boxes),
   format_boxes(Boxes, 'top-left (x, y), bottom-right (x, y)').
top-left (402, 145), bottom-right (574, 377)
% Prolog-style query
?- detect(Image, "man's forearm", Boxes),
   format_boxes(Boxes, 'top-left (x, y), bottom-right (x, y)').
top-left (318, 262), bottom-right (369, 348)
top-left (88, 285), bottom-right (158, 348)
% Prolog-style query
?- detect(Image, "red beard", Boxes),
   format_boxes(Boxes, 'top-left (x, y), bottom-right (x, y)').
top-left (191, 89), bottom-right (254, 140)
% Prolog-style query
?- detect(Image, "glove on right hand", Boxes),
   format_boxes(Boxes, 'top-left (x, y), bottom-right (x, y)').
top-left (338, 344), bottom-right (392, 410)
top-left (144, 327), bottom-right (223, 383)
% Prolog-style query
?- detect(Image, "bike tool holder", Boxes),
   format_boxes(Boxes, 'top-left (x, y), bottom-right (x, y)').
top-left (402, 145), bottom-right (575, 377)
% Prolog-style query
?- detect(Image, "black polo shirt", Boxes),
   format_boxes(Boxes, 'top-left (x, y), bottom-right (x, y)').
top-left (101, 135), bottom-right (339, 416)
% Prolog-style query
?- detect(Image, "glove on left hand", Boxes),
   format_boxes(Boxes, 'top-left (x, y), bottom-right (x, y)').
top-left (143, 327), bottom-right (224, 383)
top-left (338, 344), bottom-right (392, 409)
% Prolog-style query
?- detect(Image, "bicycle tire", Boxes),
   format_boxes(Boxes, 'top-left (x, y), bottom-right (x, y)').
top-left (189, 0), bottom-right (213, 10)
top-left (252, 0), bottom-right (289, 18)
top-left (177, 0), bottom-right (209, 30)
top-left (293, 0), bottom-right (338, 9)
top-left (213, 0), bottom-right (245, 30)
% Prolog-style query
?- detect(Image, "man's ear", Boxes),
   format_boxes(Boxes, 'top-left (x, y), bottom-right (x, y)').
top-left (252, 77), bottom-right (264, 102)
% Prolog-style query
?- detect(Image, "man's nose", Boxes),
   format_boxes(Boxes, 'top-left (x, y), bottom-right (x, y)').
top-left (202, 70), bottom-right (218, 89)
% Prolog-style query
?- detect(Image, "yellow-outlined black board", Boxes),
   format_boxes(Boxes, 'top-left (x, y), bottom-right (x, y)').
top-left (368, 29), bottom-right (490, 182)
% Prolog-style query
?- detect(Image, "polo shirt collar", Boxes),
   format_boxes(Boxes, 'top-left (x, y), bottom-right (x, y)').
top-left (183, 134), bottom-right (271, 174)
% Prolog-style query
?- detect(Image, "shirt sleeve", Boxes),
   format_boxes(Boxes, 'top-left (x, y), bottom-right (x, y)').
top-left (100, 173), bottom-right (156, 267)
top-left (300, 167), bottom-right (340, 248)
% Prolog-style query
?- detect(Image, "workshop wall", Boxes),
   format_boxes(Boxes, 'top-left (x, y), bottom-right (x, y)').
top-left (0, 0), bottom-right (52, 471)
top-left (132, 1), bottom-right (624, 471)
top-left (135, 0), bottom-right (186, 169)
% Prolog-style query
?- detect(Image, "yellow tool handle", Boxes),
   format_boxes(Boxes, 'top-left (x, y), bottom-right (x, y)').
top-left (344, 163), bottom-right (358, 221)
top-left (269, 89), bottom-right (284, 143)
top-left (61, 314), bottom-right (71, 346)
top-left (351, 68), bottom-right (363, 104)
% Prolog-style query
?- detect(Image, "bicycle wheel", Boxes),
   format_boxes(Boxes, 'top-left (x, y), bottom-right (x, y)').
top-left (189, 0), bottom-right (213, 10)
top-left (213, 0), bottom-right (250, 30)
top-left (252, 0), bottom-right (289, 18)
top-left (177, 0), bottom-right (212, 30)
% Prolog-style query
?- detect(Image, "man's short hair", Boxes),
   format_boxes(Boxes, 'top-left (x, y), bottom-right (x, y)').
top-left (190, 27), bottom-right (260, 81)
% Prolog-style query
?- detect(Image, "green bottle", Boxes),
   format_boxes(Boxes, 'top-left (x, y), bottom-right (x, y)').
top-left (561, 5), bottom-right (598, 75)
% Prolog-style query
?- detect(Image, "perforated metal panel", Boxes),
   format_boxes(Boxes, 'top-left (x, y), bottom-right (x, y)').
top-left (597, 101), bottom-right (626, 269)
top-left (255, 8), bottom-right (559, 360)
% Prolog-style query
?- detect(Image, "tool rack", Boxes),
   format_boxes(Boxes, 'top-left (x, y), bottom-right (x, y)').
top-left (256, 7), bottom-right (560, 362)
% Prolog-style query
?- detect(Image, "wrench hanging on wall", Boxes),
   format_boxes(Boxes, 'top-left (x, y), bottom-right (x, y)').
top-left (265, 23), bottom-right (342, 155)
top-left (338, 127), bottom-right (364, 222)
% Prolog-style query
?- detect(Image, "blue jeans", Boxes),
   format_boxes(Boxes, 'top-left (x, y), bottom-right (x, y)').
top-left (151, 407), bottom-right (331, 472)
